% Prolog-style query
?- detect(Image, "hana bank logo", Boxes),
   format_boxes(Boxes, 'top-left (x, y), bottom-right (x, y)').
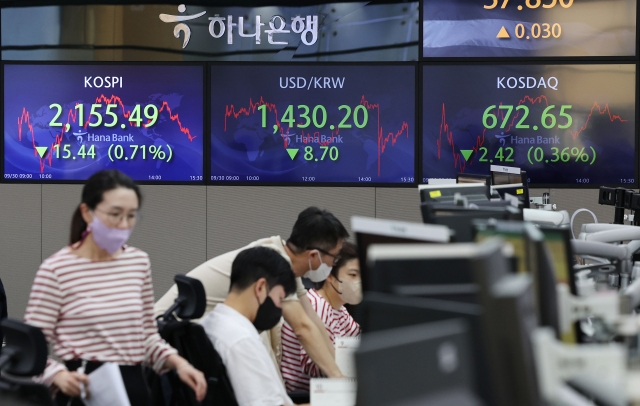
top-left (495, 132), bottom-right (510, 146)
top-left (159, 4), bottom-right (319, 49)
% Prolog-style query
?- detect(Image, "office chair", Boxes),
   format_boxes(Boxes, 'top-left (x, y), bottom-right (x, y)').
top-left (0, 318), bottom-right (53, 406)
top-left (153, 275), bottom-right (237, 406)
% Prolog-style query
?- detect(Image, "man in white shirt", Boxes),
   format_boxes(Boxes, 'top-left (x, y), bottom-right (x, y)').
top-left (201, 246), bottom-right (306, 406)
top-left (155, 207), bottom-right (348, 379)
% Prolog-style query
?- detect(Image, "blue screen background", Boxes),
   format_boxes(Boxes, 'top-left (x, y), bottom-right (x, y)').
top-left (210, 64), bottom-right (416, 184)
top-left (3, 64), bottom-right (204, 182)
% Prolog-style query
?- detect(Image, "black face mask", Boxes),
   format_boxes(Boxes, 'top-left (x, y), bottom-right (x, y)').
top-left (253, 295), bottom-right (282, 332)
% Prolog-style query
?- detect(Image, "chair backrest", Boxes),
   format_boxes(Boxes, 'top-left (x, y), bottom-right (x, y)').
top-left (161, 322), bottom-right (238, 406)
top-left (0, 318), bottom-right (53, 406)
top-left (0, 319), bottom-right (48, 376)
top-left (155, 275), bottom-right (237, 406)
top-left (173, 275), bottom-right (206, 320)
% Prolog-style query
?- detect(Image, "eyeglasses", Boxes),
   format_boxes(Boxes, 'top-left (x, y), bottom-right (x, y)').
top-left (94, 209), bottom-right (141, 226)
top-left (309, 247), bottom-right (341, 266)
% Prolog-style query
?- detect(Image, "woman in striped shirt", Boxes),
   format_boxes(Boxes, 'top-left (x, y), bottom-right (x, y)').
top-left (281, 242), bottom-right (362, 392)
top-left (24, 170), bottom-right (206, 406)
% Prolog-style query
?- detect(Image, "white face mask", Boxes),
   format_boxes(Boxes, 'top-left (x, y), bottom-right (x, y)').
top-left (331, 278), bottom-right (363, 305)
top-left (304, 250), bottom-right (333, 282)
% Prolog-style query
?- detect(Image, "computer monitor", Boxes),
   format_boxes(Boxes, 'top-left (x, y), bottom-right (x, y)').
top-left (472, 200), bottom-right (514, 209)
top-left (491, 165), bottom-right (530, 208)
top-left (474, 219), bottom-right (532, 274)
top-left (358, 292), bottom-right (493, 404)
top-left (365, 238), bottom-right (541, 406)
top-left (465, 238), bottom-right (541, 406)
top-left (366, 243), bottom-right (480, 296)
top-left (356, 318), bottom-right (482, 406)
top-left (351, 216), bottom-right (450, 292)
top-left (477, 272), bottom-right (542, 406)
top-left (491, 165), bottom-right (523, 185)
top-left (538, 227), bottom-right (575, 291)
top-left (418, 183), bottom-right (490, 204)
top-left (491, 183), bottom-right (531, 209)
top-left (539, 226), bottom-right (581, 344)
top-left (456, 173), bottom-right (492, 185)
top-left (421, 203), bottom-right (522, 242)
top-left (474, 220), bottom-right (560, 336)
top-left (359, 292), bottom-right (481, 333)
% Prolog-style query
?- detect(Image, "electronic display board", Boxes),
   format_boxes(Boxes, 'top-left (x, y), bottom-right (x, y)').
top-left (422, 64), bottom-right (636, 187)
top-left (423, 0), bottom-right (637, 58)
top-left (3, 64), bottom-right (204, 182)
top-left (210, 64), bottom-right (416, 184)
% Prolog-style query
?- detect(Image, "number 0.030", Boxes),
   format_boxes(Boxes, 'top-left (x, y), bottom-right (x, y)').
top-left (515, 23), bottom-right (561, 39)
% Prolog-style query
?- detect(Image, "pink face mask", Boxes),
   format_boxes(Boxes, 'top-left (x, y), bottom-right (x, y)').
top-left (88, 214), bottom-right (133, 254)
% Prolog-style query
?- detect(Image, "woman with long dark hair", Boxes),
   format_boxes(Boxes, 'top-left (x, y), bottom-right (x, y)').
top-left (24, 170), bottom-right (206, 405)
top-left (280, 241), bottom-right (362, 392)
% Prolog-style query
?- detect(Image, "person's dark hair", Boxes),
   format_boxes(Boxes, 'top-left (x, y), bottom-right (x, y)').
top-left (287, 207), bottom-right (349, 253)
top-left (230, 247), bottom-right (297, 296)
top-left (319, 241), bottom-right (359, 289)
top-left (70, 170), bottom-right (142, 244)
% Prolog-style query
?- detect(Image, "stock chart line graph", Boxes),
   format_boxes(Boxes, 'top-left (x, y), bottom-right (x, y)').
top-left (435, 97), bottom-right (629, 173)
top-left (4, 64), bottom-right (204, 182)
top-left (423, 63), bottom-right (635, 186)
top-left (16, 94), bottom-right (197, 173)
top-left (569, 102), bottom-right (628, 140)
top-left (211, 64), bottom-right (415, 184)
top-left (436, 103), bottom-right (487, 173)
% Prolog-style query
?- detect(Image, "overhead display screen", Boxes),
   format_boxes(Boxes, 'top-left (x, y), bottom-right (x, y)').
top-left (422, 64), bottom-right (636, 186)
top-left (3, 64), bottom-right (204, 182)
top-left (423, 0), bottom-right (637, 58)
top-left (210, 64), bottom-right (416, 184)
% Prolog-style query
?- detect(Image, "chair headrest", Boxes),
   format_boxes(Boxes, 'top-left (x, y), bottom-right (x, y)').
top-left (0, 319), bottom-right (48, 376)
top-left (174, 275), bottom-right (206, 320)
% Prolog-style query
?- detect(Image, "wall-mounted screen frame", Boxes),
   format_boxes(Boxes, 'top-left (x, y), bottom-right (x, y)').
top-left (208, 62), bottom-right (419, 186)
top-left (420, 0), bottom-right (639, 60)
top-left (420, 62), bottom-right (638, 188)
top-left (1, 61), bottom-right (207, 185)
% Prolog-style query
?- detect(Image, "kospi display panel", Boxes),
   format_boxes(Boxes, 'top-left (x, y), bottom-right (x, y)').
top-left (422, 64), bottom-right (636, 187)
top-left (210, 64), bottom-right (416, 185)
top-left (422, 0), bottom-right (637, 58)
top-left (3, 64), bottom-right (204, 183)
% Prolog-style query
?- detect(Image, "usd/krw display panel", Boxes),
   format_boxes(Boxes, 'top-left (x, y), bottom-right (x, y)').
top-left (210, 64), bottom-right (416, 184)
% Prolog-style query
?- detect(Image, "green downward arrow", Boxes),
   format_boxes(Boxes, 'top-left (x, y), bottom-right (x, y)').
top-left (460, 149), bottom-right (474, 162)
top-left (35, 146), bottom-right (48, 158)
top-left (286, 148), bottom-right (299, 160)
